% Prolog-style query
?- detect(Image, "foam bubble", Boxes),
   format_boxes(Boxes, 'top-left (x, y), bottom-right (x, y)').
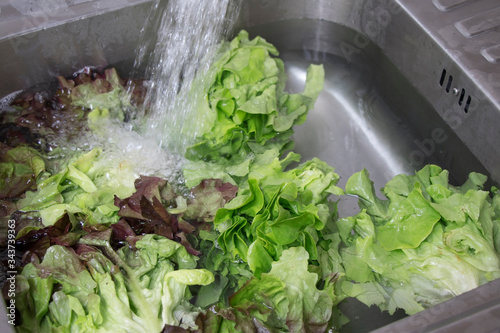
top-left (84, 118), bottom-right (184, 184)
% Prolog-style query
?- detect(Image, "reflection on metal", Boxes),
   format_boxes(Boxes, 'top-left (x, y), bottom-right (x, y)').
top-left (372, 278), bottom-right (500, 333)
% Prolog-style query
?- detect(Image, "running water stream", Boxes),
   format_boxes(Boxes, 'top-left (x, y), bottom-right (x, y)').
top-left (79, 0), bottom-right (241, 185)
top-left (130, 0), bottom-right (240, 156)
top-left (0, 0), bottom-right (241, 186)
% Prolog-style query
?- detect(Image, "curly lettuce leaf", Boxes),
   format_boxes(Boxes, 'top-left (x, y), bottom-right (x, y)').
top-left (15, 234), bottom-right (213, 333)
top-left (0, 144), bottom-right (45, 199)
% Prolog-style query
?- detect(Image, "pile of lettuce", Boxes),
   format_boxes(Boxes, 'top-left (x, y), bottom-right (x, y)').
top-left (10, 153), bottom-right (239, 332)
top-left (332, 165), bottom-right (500, 315)
top-left (190, 156), bottom-right (344, 332)
top-left (1, 30), bottom-right (342, 333)
top-left (1, 29), bottom-right (500, 333)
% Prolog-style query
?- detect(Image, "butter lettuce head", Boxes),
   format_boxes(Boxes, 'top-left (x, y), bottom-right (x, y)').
top-left (334, 165), bottom-right (500, 315)
top-left (183, 30), bottom-right (325, 188)
top-left (213, 156), bottom-right (342, 278)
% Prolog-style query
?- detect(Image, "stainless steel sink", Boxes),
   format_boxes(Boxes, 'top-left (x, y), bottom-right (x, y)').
top-left (0, 0), bottom-right (499, 332)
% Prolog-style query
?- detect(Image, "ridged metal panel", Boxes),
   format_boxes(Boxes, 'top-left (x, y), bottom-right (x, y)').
top-left (432, 0), bottom-right (500, 67)
top-left (432, 0), bottom-right (476, 11)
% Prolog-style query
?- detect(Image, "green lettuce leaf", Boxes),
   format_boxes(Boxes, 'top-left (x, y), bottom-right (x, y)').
top-left (17, 148), bottom-right (137, 226)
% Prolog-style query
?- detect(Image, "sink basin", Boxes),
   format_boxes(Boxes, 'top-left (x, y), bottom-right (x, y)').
top-left (0, 0), bottom-right (499, 332)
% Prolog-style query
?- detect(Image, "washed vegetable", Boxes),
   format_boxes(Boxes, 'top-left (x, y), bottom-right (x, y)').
top-left (15, 234), bottom-right (213, 333)
top-left (196, 247), bottom-right (334, 332)
top-left (0, 144), bottom-right (45, 200)
top-left (1, 29), bottom-right (500, 333)
top-left (57, 67), bottom-right (138, 122)
top-left (188, 154), bottom-right (342, 324)
top-left (332, 165), bottom-right (500, 315)
top-left (17, 147), bottom-right (136, 226)
top-left (13, 170), bottom-right (236, 332)
top-left (214, 157), bottom-right (342, 278)
top-left (183, 30), bottom-right (325, 188)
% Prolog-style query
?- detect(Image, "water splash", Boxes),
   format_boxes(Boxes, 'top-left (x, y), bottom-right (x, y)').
top-left (3, 0), bottom-right (243, 187)
top-left (0, 90), bottom-right (22, 112)
top-left (129, 0), bottom-right (240, 156)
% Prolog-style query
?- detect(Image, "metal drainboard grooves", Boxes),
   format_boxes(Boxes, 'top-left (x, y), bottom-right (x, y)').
top-left (480, 44), bottom-right (500, 64)
top-left (454, 5), bottom-right (500, 37)
top-left (431, 0), bottom-right (500, 64)
top-left (432, 0), bottom-right (476, 11)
